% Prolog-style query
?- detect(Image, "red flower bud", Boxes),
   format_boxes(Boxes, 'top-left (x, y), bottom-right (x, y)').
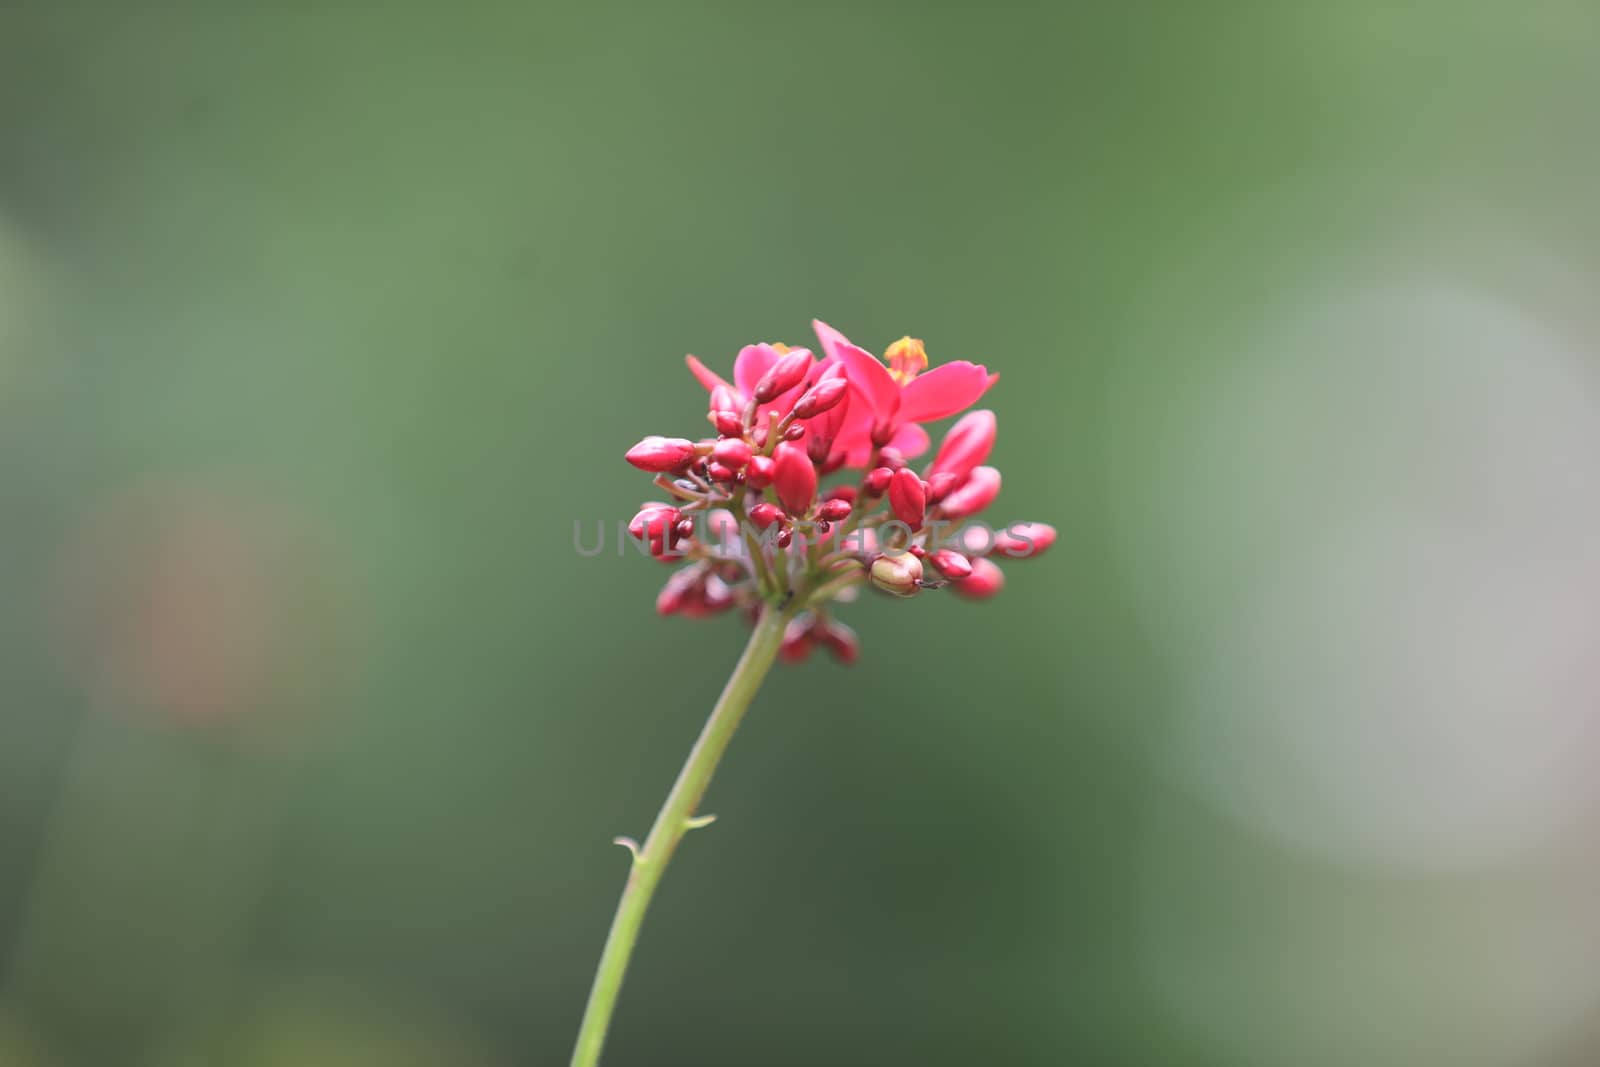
top-left (817, 498), bottom-right (852, 522)
top-left (864, 467), bottom-right (894, 495)
top-left (817, 620), bottom-right (859, 664)
top-left (928, 548), bottom-right (973, 580)
top-left (939, 466), bottom-right (1001, 519)
top-left (706, 462), bottom-right (736, 483)
top-left (950, 556), bottom-right (1004, 599)
top-left (777, 528), bottom-right (794, 549)
top-left (712, 438), bottom-right (753, 470)
top-left (928, 410), bottom-right (996, 482)
top-left (674, 517), bottom-right (697, 543)
top-left (780, 617), bottom-right (813, 663)
top-left (754, 349), bottom-right (813, 403)
top-left (888, 468), bottom-right (926, 527)
top-left (868, 552), bottom-right (923, 597)
top-left (701, 573), bottom-right (735, 613)
top-left (925, 471), bottom-right (960, 502)
top-left (749, 502), bottom-right (783, 529)
top-left (772, 442), bottom-right (817, 516)
top-left (791, 376), bottom-right (849, 419)
top-left (625, 435), bottom-right (696, 472)
top-left (782, 423), bottom-right (806, 442)
top-left (876, 446), bottom-right (906, 470)
top-left (708, 384), bottom-right (743, 437)
top-left (993, 521), bottom-right (1056, 559)
top-left (745, 455), bottom-right (775, 489)
top-left (629, 503), bottom-right (678, 542)
top-left (656, 567), bottom-right (700, 615)
top-left (827, 485), bottom-right (857, 504)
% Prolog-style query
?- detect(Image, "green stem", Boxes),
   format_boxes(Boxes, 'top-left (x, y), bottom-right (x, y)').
top-left (569, 603), bottom-right (792, 1067)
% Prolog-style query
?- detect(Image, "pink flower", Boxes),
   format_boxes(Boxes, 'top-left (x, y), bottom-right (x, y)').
top-left (811, 320), bottom-right (997, 466)
top-left (624, 318), bottom-right (1052, 658)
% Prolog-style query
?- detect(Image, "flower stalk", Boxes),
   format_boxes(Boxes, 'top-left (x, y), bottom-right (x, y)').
top-left (569, 602), bottom-right (795, 1067)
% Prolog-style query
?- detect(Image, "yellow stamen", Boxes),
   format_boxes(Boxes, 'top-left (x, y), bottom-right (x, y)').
top-left (770, 342), bottom-right (792, 354)
top-left (884, 336), bottom-right (928, 384)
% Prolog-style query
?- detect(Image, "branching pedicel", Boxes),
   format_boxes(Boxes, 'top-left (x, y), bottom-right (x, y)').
top-left (571, 319), bottom-right (1054, 1066)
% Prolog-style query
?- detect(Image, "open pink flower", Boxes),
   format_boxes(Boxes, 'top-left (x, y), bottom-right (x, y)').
top-left (812, 319), bottom-right (997, 466)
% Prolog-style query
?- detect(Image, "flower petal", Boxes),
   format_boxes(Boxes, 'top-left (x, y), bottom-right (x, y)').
top-left (897, 361), bottom-right (993, 423)
top-left (815, 320), bottom-right (901, 420)
top-left (888, 422), bottom-right (930, 458)
top-left (685, 354), bottom-right (734, 395)
top-left (811, 319), bottom-right (859, 365)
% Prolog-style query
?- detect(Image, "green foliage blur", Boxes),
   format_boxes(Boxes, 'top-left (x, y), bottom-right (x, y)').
top-left (3, 4), bottom-right (1599, 1066)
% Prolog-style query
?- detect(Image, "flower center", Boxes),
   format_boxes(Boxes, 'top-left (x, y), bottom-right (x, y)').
top-left (884, 336), bottom-right (927, 384)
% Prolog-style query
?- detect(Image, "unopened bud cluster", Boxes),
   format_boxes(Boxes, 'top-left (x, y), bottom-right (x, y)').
top-left (622, 321), bottom-right (1054, 663)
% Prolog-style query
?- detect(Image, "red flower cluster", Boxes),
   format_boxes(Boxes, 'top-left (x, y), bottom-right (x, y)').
top-left (624, 320), bottom-right (1054, 663)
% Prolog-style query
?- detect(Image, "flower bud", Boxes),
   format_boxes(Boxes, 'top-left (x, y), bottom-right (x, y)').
top-left (749, 502), bottom-right (783, 529)
top-left (673, 517), bottom-right (697, 543)
top-left (928, 410), bottom-right (996, 482)
top-left (712, 438), bottom-right (753, 470)
top-left (780, 617), bottom-right (814, 663)
top-left (777, 528), bottom-right (794, 549)
top-left (701, 573), bottom-right (735, 613)
top-left (625, 435), bottom-right (696, 472)
top-left (950, 556), bottom-right (1004, 599)
top-left (864, 467), bottom-right (894, 495)
top-left (706, 462), bottom-right (736, 483)
top-left (754, 349), bottom-right (813, 403)
top-left (708, 384), bottom-right (744, 437)
top-left (745, 455), bottom-right (775, 489)
top-left (993, 521), bottom-right (1056, 559)
top-left (925, 471), bottom-right (960, 502)
top-left (817, 620), bottom-right (860, 664)
top-left (782, 423), bottom-right (806, 442)
top-left (869, 552), bottom-right (923, 597)
top-left (629, 503), bottom-right (678, 542)
top-left (888, 468), bottom-right (926, 528)
top-left (655, 567), bottom-right (700, 615)
top-left (791, 375), bottom-right (849, 419)
top-left (772, 441), bottom-right (817, 516)
top-left (938, 466), bottom-right (1001, 519)
top-left (876, 446), bottom-right (906, 470)
top-left (817, 498), bottom-right (852, 522)
top-left (827, 485), bottom-right (857, 504)
top-left (927, 548), bottom-right (973, 580)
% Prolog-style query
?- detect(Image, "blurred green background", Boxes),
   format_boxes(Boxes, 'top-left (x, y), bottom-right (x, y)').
top-left (4, 4), bottom-right (1600, 1065)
